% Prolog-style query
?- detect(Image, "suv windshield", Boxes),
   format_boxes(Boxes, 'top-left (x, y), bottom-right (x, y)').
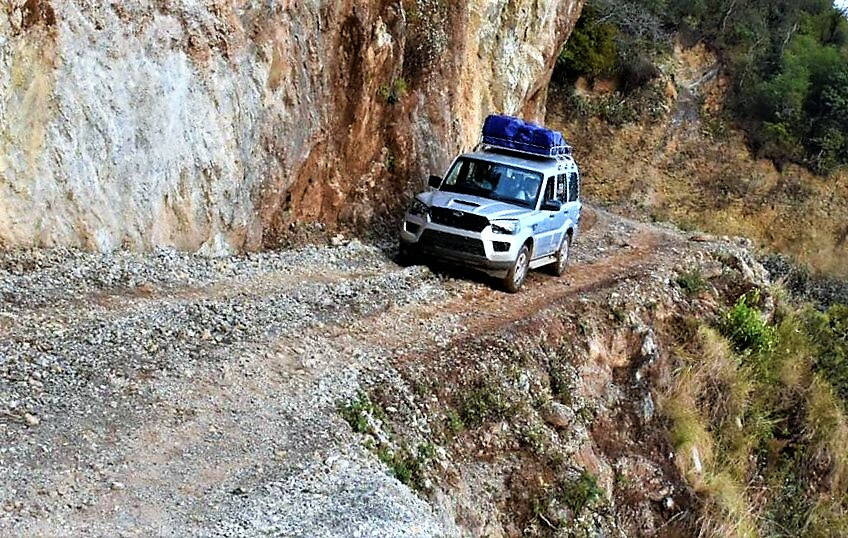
top-left (441, 157), bottom-right (543, 209)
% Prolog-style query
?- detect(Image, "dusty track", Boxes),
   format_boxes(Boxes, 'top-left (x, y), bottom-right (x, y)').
top-left (0, 207), bottom-right (683, 537)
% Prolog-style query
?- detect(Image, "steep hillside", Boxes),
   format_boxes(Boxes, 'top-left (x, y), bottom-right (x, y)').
top-left (547, 43), bottom-right (848, 277)
top-left (1, 0), bottom-right (583, 252)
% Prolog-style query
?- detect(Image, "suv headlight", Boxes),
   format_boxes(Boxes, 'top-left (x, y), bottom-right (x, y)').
top-left (491, 219), bottom-right (520, 235)
top-left (408, 199), bottom-right (430, 218)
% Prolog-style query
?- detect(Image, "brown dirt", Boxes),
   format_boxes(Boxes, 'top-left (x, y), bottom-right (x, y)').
top-left (20, 0), bottom-right (56, 31)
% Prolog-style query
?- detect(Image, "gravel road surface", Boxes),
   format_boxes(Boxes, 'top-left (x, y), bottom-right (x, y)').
top-left (0, 208), bottom-right (702, 536)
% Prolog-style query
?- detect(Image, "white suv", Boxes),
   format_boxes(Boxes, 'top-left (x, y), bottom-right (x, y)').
top-left (399, 145), bottom-right (581, 292)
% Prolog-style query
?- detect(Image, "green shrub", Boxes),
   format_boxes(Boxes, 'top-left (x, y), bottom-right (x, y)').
top-left (664, 301), bottom-right (848, 537)
top-left (378, 78), bottom-right (408, 104)
top-left (385, 152), bottom-right (397, 173)
top-left (339, 393), bottom-right (384, 434)
top-left (519, 423), bottom-right (549, 455)
top-left (459, 382), bottom-right (516, 426)
top-left (549, 363), bottom-right (576, 405)
top-left (378, 443), bottom-right (435, 491)
top-left (720, 293), bottom-right (776, 356)
top-left (762, 459), bottom-right (814, 537)
top-left (558, 0), bottom-right (848, 174)
top-left (808, 305), bottom-right (848, 410)
top-left (677, 269), bottom-right (708, 295)
top-left (559, 470), bottom-right (605, 515)
top-left (557, 7), bottom-right (619, 79)
top-left (756, 122), bottom-right (803, 163)
top-left (445, 409), bottom-right (465, 435)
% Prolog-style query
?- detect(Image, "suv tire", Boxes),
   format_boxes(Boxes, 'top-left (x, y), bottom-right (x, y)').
top-left (504, 245), bottom-right (531, 293)
top-left (398, 244), bottom-right (420, 266)
top-left (548, 234), bottom-right (571, 277)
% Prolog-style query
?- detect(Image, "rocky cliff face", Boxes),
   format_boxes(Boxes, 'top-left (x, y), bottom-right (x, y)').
top-left (1, 0), bottom-right (583, 252)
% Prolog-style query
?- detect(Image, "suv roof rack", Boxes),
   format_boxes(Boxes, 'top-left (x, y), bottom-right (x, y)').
top-left (476, 141), bottom-right (573, 162)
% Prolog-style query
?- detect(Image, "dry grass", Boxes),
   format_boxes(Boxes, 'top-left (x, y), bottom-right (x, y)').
top-left (660, 303), bottom-right (848, 537)
top-left (806, 376), bottom-right (848, 495)
top-left (546, 71), bottom-right (848, 279)
top-left (663, 389), bottom-right (713, 482)
top-left (806, 498), bottom-right (848, 538)
top-left (768, 308), bottom-right (815, 393)
top-left (661, 328), bottom-right (763, 537)
top-left (698, 472), bottom-right (759, 538)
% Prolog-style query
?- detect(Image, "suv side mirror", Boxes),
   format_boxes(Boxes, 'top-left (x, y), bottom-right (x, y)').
top-left (541, 199), bottom-right (562, 212)
top-left (427, 175), bottom-right (442, 189)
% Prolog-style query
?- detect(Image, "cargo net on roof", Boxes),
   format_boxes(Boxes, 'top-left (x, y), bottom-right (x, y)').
top-left (481, 115), bottom-right (572, 158)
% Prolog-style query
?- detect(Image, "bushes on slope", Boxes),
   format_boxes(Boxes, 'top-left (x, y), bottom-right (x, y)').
top-left (556, 0), bottom-right (848, 174)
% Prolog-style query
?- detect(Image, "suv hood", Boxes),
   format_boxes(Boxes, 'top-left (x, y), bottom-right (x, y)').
top-left (420, 191), bottom-right (533, 220)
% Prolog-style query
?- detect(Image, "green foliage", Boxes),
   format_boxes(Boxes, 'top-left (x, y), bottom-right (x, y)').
top-left (677, 269), bottom-right (708, 295)
top-left (459, 382), bottom-right (517, 426)
top-left (445, 408), bottom-right (465, 435)
top-left (385, 152), bottom-right (398, 173)
top-left (559, 470), bottom-right (605, 515)
top-left (558, 0), bottom-right (848, 173)
top-left (548, 363), bottom-right (576, 405)
top-left (339, 393), bottom-right (385, 434)
top-left (378, 78), bottom-right (408, 105)
top-left (807, 305), bottom-right (848, 410)
top-left (519, 423), bottom-right (549, 455)
top-left (720, 293), bottom-right (776, 356)
top-left (664, 295), bottom-right (848, 536)
top-left (756, 122), bottom-right (803, 163)
top-left (377, 443), bottom-right (435, 491)
top-left (532, 469), bottom-right (606, 526)
top-left (557, 7), bottom-right (619, 79)
top-left (341, 393), bottom-right (436, 493)
top-left (763, 457), bottom-right (815, 537)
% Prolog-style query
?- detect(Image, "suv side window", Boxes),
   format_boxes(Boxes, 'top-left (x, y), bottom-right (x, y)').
top-left (568, 172), bottom-right (580, 202)
top-left (544, 176), bottom-right (556, 201)
top-left (557, 174), bottom-right (568, 202)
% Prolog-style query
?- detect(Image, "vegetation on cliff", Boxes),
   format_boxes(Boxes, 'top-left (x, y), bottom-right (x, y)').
top-left (663, 292), bottom-right (848, 536)
top-left (556, 0), bottom-right (848, 174)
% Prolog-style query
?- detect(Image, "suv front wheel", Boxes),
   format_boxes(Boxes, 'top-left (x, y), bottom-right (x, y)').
top-left (548, 234), bottom-right (571, 277)
top-left (503, 245), bottom-right (531, 293)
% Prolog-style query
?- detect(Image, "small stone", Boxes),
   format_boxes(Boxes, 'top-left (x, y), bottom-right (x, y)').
top-left (641, 394), bottom-right (655, 422)
top-left (690, 233), bottom-right (714, 243)
top-left (110, 481), bottom-right (126, 491)
top-left (24, 413), bottom-right (40, 427)
top-left (542, 402), bottom-right (575, 429)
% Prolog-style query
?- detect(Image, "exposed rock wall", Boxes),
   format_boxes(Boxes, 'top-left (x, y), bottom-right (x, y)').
top-left (1, 0), bottom-right (583, 252)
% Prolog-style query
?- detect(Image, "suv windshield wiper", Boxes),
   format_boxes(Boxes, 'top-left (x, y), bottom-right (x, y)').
top-left (486, 193), bottom-right (530, 208)
top-left (443, 184), bottom-right (486, 197)
top-left (442, 185), bottom-right (531, 208)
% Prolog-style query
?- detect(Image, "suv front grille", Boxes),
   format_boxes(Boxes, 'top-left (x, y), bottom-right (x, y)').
top-left (429, 208), bottom-right (489, 232)
top-left (419, 230), bottom-right (486, 257)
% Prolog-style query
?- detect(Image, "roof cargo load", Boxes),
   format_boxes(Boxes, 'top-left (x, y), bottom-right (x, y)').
top-left (481, 115), bottom-right (571, 158)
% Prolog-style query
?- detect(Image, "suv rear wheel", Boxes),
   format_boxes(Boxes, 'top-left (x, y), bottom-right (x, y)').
top-left (503, 245), bottom-right (530, 293)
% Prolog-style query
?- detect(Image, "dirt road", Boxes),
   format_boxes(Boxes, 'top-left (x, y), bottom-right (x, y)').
top-left (0, 208), bottom-right (685, 537)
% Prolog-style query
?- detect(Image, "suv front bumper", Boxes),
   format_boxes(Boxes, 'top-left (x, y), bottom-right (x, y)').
top-left (399, 215), bottom-right (520, 276)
